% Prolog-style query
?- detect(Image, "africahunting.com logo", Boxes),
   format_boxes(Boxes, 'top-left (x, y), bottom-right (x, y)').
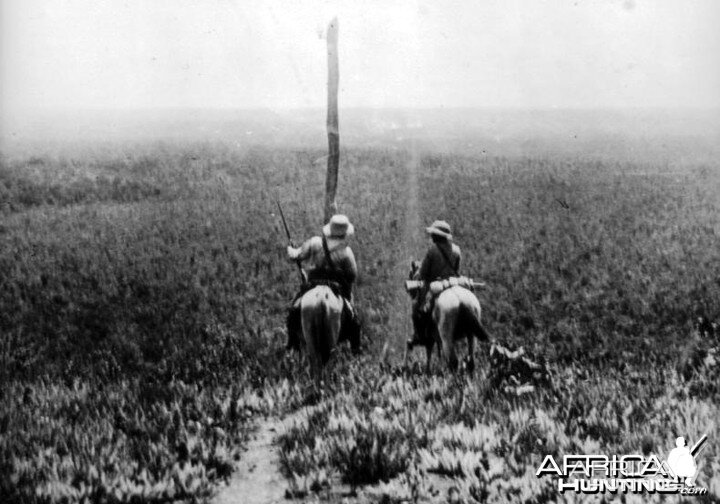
top-left (536, 435), bottom-right (709, 496)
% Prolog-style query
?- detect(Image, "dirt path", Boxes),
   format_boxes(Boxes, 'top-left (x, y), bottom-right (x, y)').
top-left (214, 417), bottom-right (287, 504)
top-left (215, 139), bottom-right (428, 504)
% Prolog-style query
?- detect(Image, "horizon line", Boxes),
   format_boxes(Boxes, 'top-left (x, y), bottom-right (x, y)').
top-left (4, 105), bottom-right (720, 114)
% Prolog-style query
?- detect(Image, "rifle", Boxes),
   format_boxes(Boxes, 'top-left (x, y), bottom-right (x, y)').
top-left (405, 278), bottom-right (486, 294)
top-left (276, 199), bottom-right (307, 285)
top-left (690, 434), bottom-right (708, 457)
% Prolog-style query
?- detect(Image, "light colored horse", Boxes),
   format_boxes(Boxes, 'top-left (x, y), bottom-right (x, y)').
top-left (406, 262), bottom-right (491, 372)
top-left (300, 285), bottom-right (344, 384)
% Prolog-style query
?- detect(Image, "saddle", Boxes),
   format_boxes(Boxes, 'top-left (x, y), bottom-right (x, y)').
top-left (429, 276), bottom-right (479, 294)
top-left (405, 276), bottom-right (484, 296)
top-left (300, 278), bottom-right (344, 299)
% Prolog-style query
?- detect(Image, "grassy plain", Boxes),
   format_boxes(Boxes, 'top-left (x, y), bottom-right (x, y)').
top-left (1, 109), bottom-right (719, 503)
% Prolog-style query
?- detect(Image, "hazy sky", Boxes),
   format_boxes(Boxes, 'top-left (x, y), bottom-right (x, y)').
top-left (2, 0), bottom-right (719, 111)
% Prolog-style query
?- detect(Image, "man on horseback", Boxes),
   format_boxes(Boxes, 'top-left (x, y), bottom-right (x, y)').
top-left (286, 214), bottom-right (361, 352)
top-left (410, 220), bottom-right (462, 347)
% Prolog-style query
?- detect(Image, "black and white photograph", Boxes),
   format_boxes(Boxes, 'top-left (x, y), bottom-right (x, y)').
top-left (1, 1), bottom-right (719, 502)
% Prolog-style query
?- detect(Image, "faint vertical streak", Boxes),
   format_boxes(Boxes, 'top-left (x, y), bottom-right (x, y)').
top-left (406, 139), bottom-right (421, 252)
top-left (387, 136), bottom-right (422, 364)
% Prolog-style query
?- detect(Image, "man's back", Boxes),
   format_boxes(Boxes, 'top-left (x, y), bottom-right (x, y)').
top-left (298, 237), bottom-right (356, 279)
top-left (419, 242), bottom-right (461, 282)
top-left (294, 236), bottom-right (357, 299)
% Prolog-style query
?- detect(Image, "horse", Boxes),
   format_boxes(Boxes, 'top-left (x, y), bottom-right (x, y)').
top-left (405, 261), bottom-right (491, 372)
top-left (299, 282), bottom-right (360, 385)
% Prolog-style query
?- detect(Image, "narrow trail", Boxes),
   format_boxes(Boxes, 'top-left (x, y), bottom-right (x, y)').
top-left (217, 135), bottom-right (426, 504)
top-left (214, 417), bottom-right (286, 504)
top-left (215, 412), bottom-right (391, 504)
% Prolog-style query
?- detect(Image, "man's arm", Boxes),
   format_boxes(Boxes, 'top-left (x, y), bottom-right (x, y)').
top-left (287, 236), bottom-right (320, 262)
top-left (418, 246), bottom-right (434, 282)
top-left (342, 247), bottom-right (358, 283)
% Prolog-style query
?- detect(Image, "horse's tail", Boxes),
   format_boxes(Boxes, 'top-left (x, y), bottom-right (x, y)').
top-left (459, 302), bottom-right (492, 342)
top-left (316, 299), bottom-right (332, 365)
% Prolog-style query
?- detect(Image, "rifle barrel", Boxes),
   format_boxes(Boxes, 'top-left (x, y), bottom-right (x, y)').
top-left (276, 200), bottom-right (295, 247)
top-left (690, 434), bottom-right (708, 457)
top-left (275, 199), bottom-right (305, 284)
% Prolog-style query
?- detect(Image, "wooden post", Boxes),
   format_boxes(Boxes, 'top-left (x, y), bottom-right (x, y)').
top-left (324, 17), bottom-right (339, 224)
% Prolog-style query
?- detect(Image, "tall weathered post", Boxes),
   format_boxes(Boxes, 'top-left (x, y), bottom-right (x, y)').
top-left (324, 17), bottom-right (339, 224)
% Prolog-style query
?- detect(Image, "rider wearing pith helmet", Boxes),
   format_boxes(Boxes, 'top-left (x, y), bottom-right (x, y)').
top-left (421, 220), bottom-right (461, 282)
top-left (287, 214), bottom-right (356, 293)
top-left (320, 214), bottom-right (354, 263)
top-left (427, 220), bottom-right (452, 239)
top-left (410, 220), bottom-right (462, 345)
top-left (285, 214), bottom-right (360, 352)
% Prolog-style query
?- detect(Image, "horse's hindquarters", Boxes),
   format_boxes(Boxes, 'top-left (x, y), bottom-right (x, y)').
top-left (434, 287), bottom-right (483, 370)
top-left (300, 286), bottom-right (343, 371)
top-left (435, 287), bottom-right (480, 314)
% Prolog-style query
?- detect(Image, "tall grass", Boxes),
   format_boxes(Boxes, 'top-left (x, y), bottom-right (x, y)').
top-left (1, 139), bottom-right (718, 502)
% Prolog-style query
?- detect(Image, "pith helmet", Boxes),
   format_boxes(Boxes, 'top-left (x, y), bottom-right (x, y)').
top-left (426, 220), bottom-right (452, 240)
top-left (323, 214), bottom-right (355, 239)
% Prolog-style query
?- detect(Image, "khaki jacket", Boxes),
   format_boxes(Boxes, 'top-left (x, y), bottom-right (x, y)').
top-left (288, 236), bottom-right (357, 297)
top-left (418, 242), bottom-right (461, 283)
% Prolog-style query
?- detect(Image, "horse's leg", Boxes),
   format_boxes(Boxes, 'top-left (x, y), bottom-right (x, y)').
top-left (301, 305), bottom-right (319, 390)
top-left (437, 311), bottom-right (458, 372)
top-left (311, 349), bottom-right (323, 393)
top-left (307, 337), bottom-right (320, 389)
top-left (324, 306), bottom-right (342, 391)
top-left (465, 333), bottom-right (475, 374)
top-left (425, 341), bottom-right (433, 373)
top-left (446, 347), bottom-right (458, 372)
top-left (405, 306), bottom-right (422, 367)
top-left (404, 340), bottom-right (413, 367)
top-left (296, 345), bottom-right (305, 382)
top-left (458, 294), bottom-right (483, 374)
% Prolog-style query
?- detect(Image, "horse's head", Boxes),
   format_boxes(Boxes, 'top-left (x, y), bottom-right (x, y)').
top-left (406, 260), bottom-right (422, 300)
top-left (409, 260), bottom-right (421, 280)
